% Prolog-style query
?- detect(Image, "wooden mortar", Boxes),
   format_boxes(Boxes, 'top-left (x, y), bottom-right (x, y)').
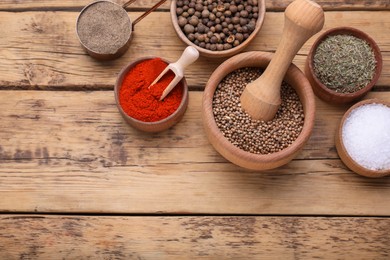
top-left (202, 51), bottom-right (315, 171)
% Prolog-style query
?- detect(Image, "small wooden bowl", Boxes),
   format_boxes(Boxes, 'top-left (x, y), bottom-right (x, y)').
top-left (170, 0), bottom-right (266, 58)
top-left (335, 99), bottom-right (390, 178)
top-left (305, 27), bottom-right (383, 104)
top-left (202, 51), bottom-right (316, 170)
top-left (114, 57), bottom-right (189, 133)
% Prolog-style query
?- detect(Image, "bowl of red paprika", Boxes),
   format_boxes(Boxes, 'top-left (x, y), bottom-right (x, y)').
top-left (115, 57), bottom-right (189, 133)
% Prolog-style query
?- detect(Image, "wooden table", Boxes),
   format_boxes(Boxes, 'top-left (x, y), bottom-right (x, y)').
top-left (0, 0), bottom-right (389, 258)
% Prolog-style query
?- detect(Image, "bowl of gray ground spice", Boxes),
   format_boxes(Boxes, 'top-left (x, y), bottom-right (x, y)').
top-left (305, 27), bottom-right (383, 104)
top-left (77, 0), bottom-right (167, 60)
top-left (202, 51), bottom-right (315, 170)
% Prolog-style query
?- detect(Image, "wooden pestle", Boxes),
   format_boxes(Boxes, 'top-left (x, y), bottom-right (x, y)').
top-left (240, 0), bottom-right (324, 121)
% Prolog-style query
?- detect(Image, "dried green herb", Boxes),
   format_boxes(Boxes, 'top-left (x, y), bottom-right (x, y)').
top-left (313, 34), bottom-right (376, 93)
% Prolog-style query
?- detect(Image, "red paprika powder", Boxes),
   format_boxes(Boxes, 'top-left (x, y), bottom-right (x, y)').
top-left (119, 58), bottom-right (183, 122)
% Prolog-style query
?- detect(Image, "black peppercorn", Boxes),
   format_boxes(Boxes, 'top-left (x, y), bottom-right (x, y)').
top-left (215, 24), bottom-right (222, 32)
top-left (188, 8), bottom-right (195, 15)
top-left (232, 16), bottom-right (240, 24)
top-left (223, 43), bottom-right (232, 50)
top-left (197, 34), bottom-right (206, 42)
top-left (240, 10), bottom-right (248, 18)
top-left (195, 3), bottom-right (203, 11)
top-left (189, 16), bottom-right (199, 26)
top-left (176, 8), bottom-right (184, 16)
top-left (224, 10), bottom-right (232, 17)
top-left (197, 23), bottom-right (206, 33)
top-left (184, 24), bottom-right (195, 34)
top-left (178, 16), bottom-right (187, 27)
top-left (188, 33), bottom-right (195, 41)
top-left (229, 5), bottom-right (238, 13)
top-left (240, 18), bottom-right (247, 26)
top-left (245, 5), bottom-right (252, 12)
top-left (235, 33), bottom-right (244, 42)
top-left (210, 35), bottom-right (218, 44)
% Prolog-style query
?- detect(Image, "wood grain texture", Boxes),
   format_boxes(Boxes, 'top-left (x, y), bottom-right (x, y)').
top-left (0, 90), bottom-right (389, 214)
top-left (0, 0), bottom-right (388, 11)
top-left (0, 215), bottom-right (389, 259)
top-left (0, 11), bottom-right (389, 89)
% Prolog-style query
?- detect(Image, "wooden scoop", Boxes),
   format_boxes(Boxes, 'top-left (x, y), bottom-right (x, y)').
top-left (240, 0), bottom-right (324, 121)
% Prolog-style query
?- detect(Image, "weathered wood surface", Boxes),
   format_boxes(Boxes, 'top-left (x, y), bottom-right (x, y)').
top-left (1, 1), bottom-right (390, 258)
top-left (0, 215), bottom-right (389, 259)
top-left (0, 11), bottom-right (389, 89)
top-left (0, 91), bottom-right (389, 214)
top-left (0, 0), bottom-right (388, 11)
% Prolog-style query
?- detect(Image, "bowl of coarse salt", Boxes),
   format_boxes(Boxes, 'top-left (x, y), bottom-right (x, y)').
top-left (336, 99), bottom-right (390, 178)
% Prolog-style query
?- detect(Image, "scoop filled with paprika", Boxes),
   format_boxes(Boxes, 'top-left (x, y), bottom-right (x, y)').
top-left (114, 56), bottom-right (189, 133)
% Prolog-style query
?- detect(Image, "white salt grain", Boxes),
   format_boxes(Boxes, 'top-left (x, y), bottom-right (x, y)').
top-left (342, 103), bottom-right (390, 171)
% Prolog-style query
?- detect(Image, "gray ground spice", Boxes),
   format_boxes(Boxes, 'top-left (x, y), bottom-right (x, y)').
top-left (77, 1), bottom-right (131, 54)
top-left (212, 67), bottom-right (304, 154)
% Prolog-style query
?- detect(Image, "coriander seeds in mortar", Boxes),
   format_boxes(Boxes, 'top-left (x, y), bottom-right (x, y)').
top-left (213, 67), bottom-right (304, 155)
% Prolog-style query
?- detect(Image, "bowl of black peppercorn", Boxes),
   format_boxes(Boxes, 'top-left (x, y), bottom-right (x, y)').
top-left (171, 0), bottom-right (266, 58)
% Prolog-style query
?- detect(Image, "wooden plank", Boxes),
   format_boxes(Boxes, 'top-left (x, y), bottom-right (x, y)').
top-left (0, 215), bottom-right (389, 259)
top-left (0, 11), bottom-right (389, 89)
top-left (0, 90), bottom-right (390, 214)
top-left (0, 0), bottom-right (388, 11)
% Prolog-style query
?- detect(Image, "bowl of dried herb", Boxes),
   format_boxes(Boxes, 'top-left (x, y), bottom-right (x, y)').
top-left (202, 51), bottom-right (315, 170)
top-left (305, 27), bottom-right (382, 104)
